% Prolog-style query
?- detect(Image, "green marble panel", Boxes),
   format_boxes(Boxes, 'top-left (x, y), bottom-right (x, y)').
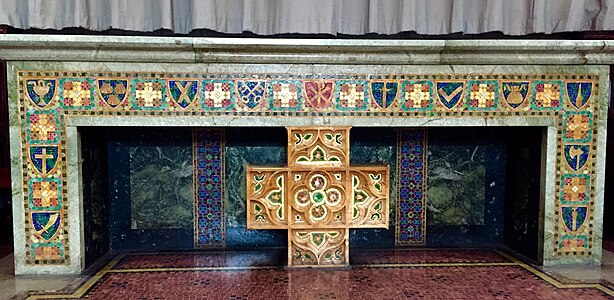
top-left (427, 146), bottom-right (486, 226)
top-left (225, 128), bottom-right (288, 248)
top-left (128, 136), bottom-right (193, 230)
top-left (350, 128), bottom-right (397, 248)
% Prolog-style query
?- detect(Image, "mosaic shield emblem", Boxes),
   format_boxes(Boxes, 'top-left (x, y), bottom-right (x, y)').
top-left (97, 79), bottom-right (128, 108)
top-left (562, 206), bottom-right (587, 232)
top-left (25, 79), bottom-right (57, 109)
top-left (29, 146), bottom-right (59, 175)
top-left (502, 81), bottom-right (529, 109)
top-left (168, 80), bottom-right (198, 108)
top-left (31, 212), bottom-right (62, 241)
top-left (566, 82), bottom-right (593, 109)
top-left (436, 81), bottom-right (464, 109)
top-left (370, 81), bottom-right (399, 109)
top-left (303, 81), bottom-right (334, 109)
top-left (564, 145), bottom-right (589, 171)
top-left (237, 81), bottom-right (266, 109)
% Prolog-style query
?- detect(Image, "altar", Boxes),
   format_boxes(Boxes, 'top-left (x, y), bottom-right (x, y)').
top-left (2, 36), bottom-right (611, 274)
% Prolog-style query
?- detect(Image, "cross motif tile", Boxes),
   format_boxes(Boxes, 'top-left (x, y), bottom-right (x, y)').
top-left (246, 127), bottom-right (389, 267)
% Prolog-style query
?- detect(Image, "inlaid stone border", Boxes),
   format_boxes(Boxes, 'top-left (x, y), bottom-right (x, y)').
top-left (9, 68), bottom-right (607, 274)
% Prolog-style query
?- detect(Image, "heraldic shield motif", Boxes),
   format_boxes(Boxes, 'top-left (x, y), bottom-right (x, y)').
top-left (168, 80), bottom-right (199, 108)
top-left (31, 212), bottom-right (62, 241)
top-left (562, 206), bottom-right (587, 232)
top-left (26, 79), bottom-right (57, 109)
top-left (237, 81), bottom-right (266, 109)
top-left (564, 145), bottom-right (589, 171)
top-left (566, 82), bottom-right (593, 109)
top-left (97, 79), bottom-right (128, 108)
top-left (436, 81), bottom-right (464, 109)
top-left (29, 145), bottom-right (59, 175)
top-left (370, 81), bottom-right (399, 109)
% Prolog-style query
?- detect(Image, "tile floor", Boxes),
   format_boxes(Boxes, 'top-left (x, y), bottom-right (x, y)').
top-left (4, 249), bottom-right (614, 300)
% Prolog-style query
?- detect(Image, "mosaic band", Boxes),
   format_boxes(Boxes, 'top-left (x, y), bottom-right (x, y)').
top-left (396, 128), bottom-right (428, 246)
top-left (17, 71), bottom-right (598, 265)
top-left (193, 129), bottom-right (225, 248)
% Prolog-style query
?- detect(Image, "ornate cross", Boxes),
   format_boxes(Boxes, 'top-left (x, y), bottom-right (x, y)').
top-left (246, 127), bottom-right (389, 267)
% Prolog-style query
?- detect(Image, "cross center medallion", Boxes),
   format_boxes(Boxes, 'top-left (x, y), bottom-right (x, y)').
top-left (246, 127), bottom-right (390, 267)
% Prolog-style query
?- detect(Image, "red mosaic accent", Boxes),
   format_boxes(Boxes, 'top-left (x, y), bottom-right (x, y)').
top-left (135, 81), bottom-right (163, 108)
top-left (338, 83), bottom-right (366, 109)
top-left (303, 80), bottom-right (334, 109)
top-left (535, 82), bottom-right (562, 108)
top-left (62, 80), bottom-right (92, 107)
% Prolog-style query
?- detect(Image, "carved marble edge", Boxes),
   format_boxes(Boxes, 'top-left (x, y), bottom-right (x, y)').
top-left (0, 35), bottom-right (613, 65)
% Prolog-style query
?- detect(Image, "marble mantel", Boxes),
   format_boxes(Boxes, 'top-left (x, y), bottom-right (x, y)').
top-left (0, 35), bottom-right (611, 275)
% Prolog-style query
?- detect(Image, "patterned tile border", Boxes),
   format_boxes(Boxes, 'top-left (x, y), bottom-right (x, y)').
top-left (193, 129), bottom-right (226, 248)
top-left (16, 71), bottom-right (600, 266)
top-left (396, 128), bottom-right (427, 245)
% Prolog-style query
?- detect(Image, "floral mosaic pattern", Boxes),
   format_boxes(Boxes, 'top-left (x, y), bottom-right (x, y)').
top-left (17, 71), bottom-right (599, 265)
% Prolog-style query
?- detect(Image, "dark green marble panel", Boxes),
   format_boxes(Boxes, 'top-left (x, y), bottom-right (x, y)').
top-left (225, 127), bottom-right (288, 248)
top-left (108, 127), bottom-right (194, 250)
top-left (427, 146), bottom-right (486, 226)
top-left (129, 144), bottom-right (192, 230)
top-left (349, 127), bottom-right (397, 248)
top-left (426, 128), bottom-right (506, 247)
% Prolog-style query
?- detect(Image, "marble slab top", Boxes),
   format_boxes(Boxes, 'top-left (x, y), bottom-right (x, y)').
top-left (0, 35), bottom-right (613, 65)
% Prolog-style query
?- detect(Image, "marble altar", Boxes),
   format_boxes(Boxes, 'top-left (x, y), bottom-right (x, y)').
top-left (0, 36), bottom-right (612, 274)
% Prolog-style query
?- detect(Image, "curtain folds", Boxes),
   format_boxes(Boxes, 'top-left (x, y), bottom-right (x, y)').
top-left (0, 0), bottom-right (613, 35)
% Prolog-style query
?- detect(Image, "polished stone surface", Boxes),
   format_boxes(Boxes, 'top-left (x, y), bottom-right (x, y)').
top-left (0, 36), bottom-right (613, 65)
top-left (7, 249), bottom-right (614, 300)
top-left (425, 128), bottom-right (507, 248)
top-left (0, 254), bottom-right (81, 300)
top-left (107, 128), bottom-right (194, 250)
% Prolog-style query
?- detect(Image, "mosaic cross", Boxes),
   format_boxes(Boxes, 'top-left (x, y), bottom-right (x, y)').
top-left (246, 127), bottom-right (389, 267)
top-left (34, 148), bottom-right (54, 175)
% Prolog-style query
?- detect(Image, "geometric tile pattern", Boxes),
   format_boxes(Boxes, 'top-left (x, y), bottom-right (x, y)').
top-left (59, 78), bottom-right (94, 109)
top-left (533, 80), bottom-right (563, 110)
top-left (246, 127), bottom-right (389, 267)
top-left (193, 129), bottom-right (225, 248)
top-left (16, 250), bottom-right (614, 300)
top-left (466, 80), bottom-right (498, 110)
top-left (396, 128), bottom-right (427, 245)
top-left (16, 71), bottom-right (599, 266)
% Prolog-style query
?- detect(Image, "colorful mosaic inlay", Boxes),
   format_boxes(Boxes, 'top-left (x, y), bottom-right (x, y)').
top-left (193, 129), bottom-right (225, 248)
top-left (246, 127), bottom-right (389, 267)
top-left (396, 129), bottom-right (427, 245)
top-left (16, 72), bottom-right (599, 266)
